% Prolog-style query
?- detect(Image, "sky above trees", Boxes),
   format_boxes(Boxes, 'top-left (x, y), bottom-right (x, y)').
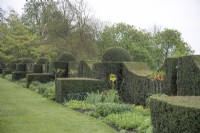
top-left (1, 0), bottom-right (200, 54)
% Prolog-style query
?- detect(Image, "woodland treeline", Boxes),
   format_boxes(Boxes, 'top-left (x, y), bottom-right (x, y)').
top-left (0, 0), bottom-right (194, 69)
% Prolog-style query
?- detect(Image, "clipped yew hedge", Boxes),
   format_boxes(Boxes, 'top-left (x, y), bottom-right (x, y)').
top-left (161, 58), bottom-right (178, 95)
top-left (78, 61), bottom-right (98, 78)
top-left (177, 55), bottom-right (200, 96)
top-left (12, 71), bottom-right (28, 81)
top-left (122, 62), bottom-right (151, 105)
top-left (150, 96), bottom-right (200, 133)
top-left (32, 64), bottom-right (43, 73)
top-left (55, 78), bottom-right (105, 103)
top-left (26, 73), bottom-right (55, 88)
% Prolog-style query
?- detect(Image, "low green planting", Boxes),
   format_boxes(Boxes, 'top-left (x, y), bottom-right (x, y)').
top-left (29, 81), bottom-right (55, 100)
top-left (3, 74), bottom-right (12, 81)
top-left (65, 89), bottom-right (152, 132)
top-left (105, 111), bottom-right (149, 130)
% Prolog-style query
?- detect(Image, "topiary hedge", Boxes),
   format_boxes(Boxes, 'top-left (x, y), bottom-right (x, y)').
top-left (32, 64), bottom-right (43, 73)
top-left (177, 55), bottom-right (200, 96)
top-left (26, 73), bottom-right (55, 88)
top-left (12, 71), bottom-right (29, 81)
top-left (160, 58), bottom-right (178, 95)
top-left (2, 70), bottom-right (12, 77)
top-left (57, 52), bottom-right (76, 62)
top-left (55, 78), bottom-right (106, 103)
top-left (16, 63), bottom-right (27, 71)
top-left (102, 47), bottom-right (132, 62)
top-left (36, 57), bottom-right (49, 64)
top-left (122, 62), bottom-right (151, 105)
top-left (50, 61), bottom-right (69, 78)
top-left (78, 61), bottom-right (101, 78)
top-left (150, 96), bottom-right (200, 133)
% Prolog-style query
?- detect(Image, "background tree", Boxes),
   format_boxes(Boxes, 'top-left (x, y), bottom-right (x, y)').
top-left (0, 10), bottom-right (39, 61)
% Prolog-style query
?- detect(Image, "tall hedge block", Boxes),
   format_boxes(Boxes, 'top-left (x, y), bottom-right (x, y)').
top-left (150, 96), bottom-right (200, 133)
top-left (55, 78), bottom-right (105, 103)
top-left (78, 61), bottom-right (98, 78)
top-left (12, 71), bottom-right (28, 81)
top-left (122, 62), bottom-right (151, 105)
top-left (32, 64), bottom-right (43, 73)
top-left (49, 61), bottom-right (68, 77)
top-left (177, 55), bottom-right (200, 96)
top-left (161, 58), bottom-right (178, 95)
top-left (16, 63), bottom-right (26, 71)
top-left (26, 73), bottom-right (55, 88)
top-left (68, 61), bottom-right (80, 77)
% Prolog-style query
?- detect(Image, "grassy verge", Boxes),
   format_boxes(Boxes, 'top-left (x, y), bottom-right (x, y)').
top-left (0, 78), bottom-right (116, 133)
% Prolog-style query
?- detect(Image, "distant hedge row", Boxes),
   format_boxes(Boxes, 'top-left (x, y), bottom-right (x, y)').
top-left (150, 96), bottom-right (200, 133)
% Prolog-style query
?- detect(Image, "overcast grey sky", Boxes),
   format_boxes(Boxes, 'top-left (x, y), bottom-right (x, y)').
top-left (1, 0), bottom-right (200, 54)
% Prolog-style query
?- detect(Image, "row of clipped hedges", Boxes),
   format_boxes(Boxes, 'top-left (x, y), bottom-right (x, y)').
top-left (55, 78), bottom-right (106, 103)
top-left (26, 73), bottom-right (55, 88)
top-left (150, 96), bottom-right (200, 133)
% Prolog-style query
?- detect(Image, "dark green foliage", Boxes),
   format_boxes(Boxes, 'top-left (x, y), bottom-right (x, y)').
top-left (55, 78), bottom-right (106, 103)
top-left (21, 58), bottom-right (34, 63)
top-left (50, 61), bottom-right (68, 77)
top-left (36, 57), bottom-right (49, 64)
top-left (12, 71), bottom-right (28, 81)
top-left (26, 73), bottom-right (55, 88)
top-left (32, 64), bottom-right (43, 73)
top-left (102, 47), bottom-right (131, 62)
top-left (68, 61), bottom-right (80, 77)
top-left (16, 63), bottom-right (27, 71)
top-left (160, 58), bottom-right (178, 95)
top-left (78, 61), bottom-right (99, 78)
top-left (57, 52), bottom-right (76, 62)
top-left (122, 62), bottom-right (151, 105)
top-left (177, 55), bottom-right (200, 96)
top-left (2, 70), bottom-right (12, 77)
top-left (150, 96), bottom-right (200, 133)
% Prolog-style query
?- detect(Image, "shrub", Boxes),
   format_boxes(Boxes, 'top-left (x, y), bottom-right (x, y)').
top-left (21, 58), bottom-right (34, 63)
top-left (26, 73), bottom-right (55, 88)
top-left (105, 111), bottom-right (148, 130)
top-left (150, 96), bottom-right (200, 133)
top-left (57, 52), bottom-right (76, 62)
top-left (29, 81), bottom-right (55, 100)
top-left (3, 74), bottom-right (12, 81)
top-left (91, 102), bottom-right (133, 117)
top-left (64, 100), bottom-right (94, 110)
top-left (177, 55), bottom-right (200, 96)
top-left (103, 89), bottom-right (119, 103)
top-left (55, 78), bottom-right (105, 103)
top-left (102, 47), bottom-right (131, 62)
top-left (36, 57), bottom-right (49, 64)
top-left (12, 71), bottom-right (27, 81)
top-left (85, 91), bottom-right (103, 105)
top-left (137, 118), bottom-right (153, 133)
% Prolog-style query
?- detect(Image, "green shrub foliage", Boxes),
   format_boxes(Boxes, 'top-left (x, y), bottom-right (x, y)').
top-left (102, 47), bottom-right (131, 62)
top-left (26, 73), bottom-right (55, 88)
top-left (12, 71), bottom-right (27, 81)
top-left (32, 64), bottom-right (43, 73)
top-left (57, 52), bottom-right (76, 62)
top-left (122, 62), bottom-right (151, 105)
top-left (16, 63), bottom-right (26, 71)
top-left (36, 57), bottom-right (49, 64)
top-left (21, 58), bottom-right (34, 63)
top-left (55, 78), bottom-right (106, 103)
top-left (150, 96), bottom-right (200, 133)
top-left (160, 58), bottom-right (178, 95)
top-left (177, 55), bottom-right (200, 96)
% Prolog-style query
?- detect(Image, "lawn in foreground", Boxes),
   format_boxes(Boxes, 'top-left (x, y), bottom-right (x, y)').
top-left (0, 78), bottom-right (116, 133)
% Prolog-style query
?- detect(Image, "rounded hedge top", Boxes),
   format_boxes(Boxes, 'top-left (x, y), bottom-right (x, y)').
top-left (36, 57), bottom-right (49, 64)
top-left (9, 58), bottom-right (23, 64)
top-left (57, 52), bottom-right (76, 62)
top-left (102, 47), bottom-right (132, 62)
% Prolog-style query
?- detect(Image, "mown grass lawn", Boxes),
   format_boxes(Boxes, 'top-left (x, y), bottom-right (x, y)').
top-left (0, 78), bottom-right (116, 133)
